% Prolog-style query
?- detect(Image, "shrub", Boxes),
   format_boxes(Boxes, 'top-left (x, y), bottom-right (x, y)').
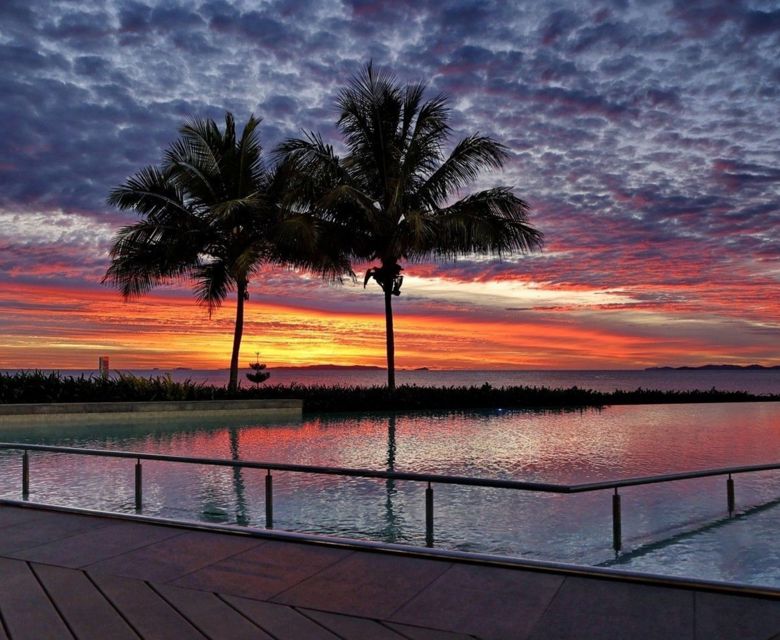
top-left (1, 371), bottom-right (777, 413)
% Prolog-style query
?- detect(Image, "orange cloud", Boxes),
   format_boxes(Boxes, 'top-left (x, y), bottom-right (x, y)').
top-left (2, 278), bottom-right (777, 372)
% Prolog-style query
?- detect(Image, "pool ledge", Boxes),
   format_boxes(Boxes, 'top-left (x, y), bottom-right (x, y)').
top-left (0, 399), bottom-right (302, 425)
top-left (2, 498), bottom-right (778, 601)
top-left (0, 500), bottom-right (778, 639)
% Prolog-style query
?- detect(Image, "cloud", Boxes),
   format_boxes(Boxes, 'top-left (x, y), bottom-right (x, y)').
top-left (744, 9), bottom-right (780, 36)
top-left (712, 159), bottom-right (780, 192)
top-left (1, 0), bottom-right (779, 368)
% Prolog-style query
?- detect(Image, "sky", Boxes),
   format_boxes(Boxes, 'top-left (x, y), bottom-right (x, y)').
top-left (1, 0), bottom-right (779, 371)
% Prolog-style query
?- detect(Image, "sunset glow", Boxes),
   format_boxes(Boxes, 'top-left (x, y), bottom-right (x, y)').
top-left (2, 2), bottom-right (779, 372)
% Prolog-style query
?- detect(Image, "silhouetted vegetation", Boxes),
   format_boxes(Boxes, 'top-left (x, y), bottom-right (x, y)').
top-left (1, 372), bottom-right (778, 413)
top-left (104, 64), bottom-right (546, 392)
top-left (0, 371), bottom-right (210, 404)
top-left (245, 360), bottom-right (270, 387)
top-left (279, 63), bottom-right (542, 389)
top-left (104, 114), bottom-right (350, 392)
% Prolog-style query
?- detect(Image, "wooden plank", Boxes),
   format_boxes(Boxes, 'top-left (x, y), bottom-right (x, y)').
top-left (10, 522), bottom-right (182, 568)
top-left (694, 592), bottom-right (780, 640)
top-left (153, 583), bottom-right (274, 640)
top-left (0, 506), bottom-right (49, 529)
top-left (223, 596), bottom-right (340, 639)
top-left (170, 539), bottom-right (346, 600)
top-left (32, 564), bottom-right (138, 640)
top-left (271, 552), bottom-right (452, 619)
top-left (0, 558), bottom-right (73, 639)
top-left (0, 512), bottom-right (114, 555)
top-left (390, 563), bottom-right (563, 640)
top-left (89, 572), bottom-right (205, 640)
top-left (85, 531), bottom-right (261, 582)
top-left (302, 607), bottom-right (406, 639)
top-left (385, 622), bottom-right (479, 640)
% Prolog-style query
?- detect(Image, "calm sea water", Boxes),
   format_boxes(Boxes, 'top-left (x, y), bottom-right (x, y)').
top-left (1, 402), bottom-right (780, 586)
top-left (8, 367), bottom-right (780, 394)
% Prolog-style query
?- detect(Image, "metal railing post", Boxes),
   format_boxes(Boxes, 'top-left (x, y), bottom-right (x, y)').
top-left (425, 482), bottom-right (434, 547)
top-left (5, 441), bottom-right (780, 555)
top-left (22, 450), bottom-right (29, 500)
top-left (134, 459), bottom-right (142, 511)
top-left (265, 470), bottom-right (273, 529)
top-left (612, 489), bottom-right (621, 553)
top-left (727, 474), bottom-right (735, 514)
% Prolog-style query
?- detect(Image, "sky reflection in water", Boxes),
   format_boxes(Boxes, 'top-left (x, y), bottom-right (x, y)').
top-left (1, 402), bottom-right (779, 586)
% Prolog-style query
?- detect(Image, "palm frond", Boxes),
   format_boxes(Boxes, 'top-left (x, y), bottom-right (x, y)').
top-left (416, 135), bottom-right (508, 209)
top-left (107, 166), bottom-right (190, 219)
top-left (237, 115), bottom-right (265, 194)
top-left (399, 92), bottom-right (450, 175)
top-left (177, 116), bottom-right (229, 198)
top-left (395, 208), bottom-right (436, 256)
top-left (275, 133), bottom-right (344, 181)
top-left (207, 194), bottom-right (262, 221)
top-left (337, 63), bottom-right (406, 202)
top-left (418, 188), bottom-right (543, 259)
top-left (103, 221), bottom-right (201, 298)
top-left (399, 82), bottom-right (426, 148)
top-left (192, 260), bottom-right (234, 315)
top-left (180, 117), bottom-right (224, 171)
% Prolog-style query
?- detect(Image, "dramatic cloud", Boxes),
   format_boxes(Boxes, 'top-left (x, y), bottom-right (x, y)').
top-left (1, 0), bottom-right (779, 369)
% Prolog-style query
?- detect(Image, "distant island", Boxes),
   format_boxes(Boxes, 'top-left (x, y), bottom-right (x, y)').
top-left (270, 364), bottom-right (431, 371)
top-left (273, 364), bottom-right (384, 371)
top-left (646, 364), bottom-right (780, 370)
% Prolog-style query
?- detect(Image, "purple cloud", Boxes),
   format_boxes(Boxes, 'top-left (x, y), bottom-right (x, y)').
top-left (1, 0), bottom-right (779, 367)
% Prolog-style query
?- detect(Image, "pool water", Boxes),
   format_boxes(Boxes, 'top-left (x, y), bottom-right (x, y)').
top-left (1, 402), bottom-right (779, 586)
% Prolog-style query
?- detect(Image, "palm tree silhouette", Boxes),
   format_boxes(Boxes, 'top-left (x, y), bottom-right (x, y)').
top-left (104, 113), bottom-right (349, 391)
top-left (279, 64), bottom-right (543, 389)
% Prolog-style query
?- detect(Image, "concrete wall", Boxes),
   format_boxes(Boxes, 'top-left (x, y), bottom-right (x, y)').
top-left (0, 399), bottom-right (302, 426)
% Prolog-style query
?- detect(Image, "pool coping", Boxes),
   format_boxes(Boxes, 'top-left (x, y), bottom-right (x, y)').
top-left (0, 399), bottom-right (302, 425)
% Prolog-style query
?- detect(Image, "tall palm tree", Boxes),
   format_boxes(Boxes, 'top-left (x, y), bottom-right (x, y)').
top-left (279, 64), bottom-right (543, 389)
top-left (104, 113), bottom-right (349, 391)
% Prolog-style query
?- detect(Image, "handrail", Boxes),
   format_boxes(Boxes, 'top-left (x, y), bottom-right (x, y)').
top-left (1, 442), bottom-right (777, 552)
top-left (0, 442), bottom-right (777, 493)
top-left (571, 462), bottom-right (780, 492)
top-left (0, 443), bottom-right (562, 491)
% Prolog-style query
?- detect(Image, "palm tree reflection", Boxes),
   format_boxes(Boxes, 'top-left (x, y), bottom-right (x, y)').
top-left (222, 417), bottom-right (401, 537)
top-left (229, 427), bottom-right (249, 526)
top-left (383, 414), bottom-right (400, 542)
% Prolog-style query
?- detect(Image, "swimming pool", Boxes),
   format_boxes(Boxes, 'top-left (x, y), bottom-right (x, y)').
top-left (1, 402), bottom-right (779, 586)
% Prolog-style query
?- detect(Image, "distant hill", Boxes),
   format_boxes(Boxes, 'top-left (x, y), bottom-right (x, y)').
top-left (274, 364), bottom-right (384, 371)
top-left (646, 364), bottom-right (780, 371)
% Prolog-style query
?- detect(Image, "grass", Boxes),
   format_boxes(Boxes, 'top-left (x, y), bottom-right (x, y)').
top-left (1, 371), bottom-right (778, 413)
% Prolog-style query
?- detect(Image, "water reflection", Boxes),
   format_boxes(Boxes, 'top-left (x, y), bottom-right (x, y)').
top-left (3, 402), bottom-right (780, 586)
top-left (229, 428), bottom-right (249, 526)
top-left (383, 414), bottom-right (399, 542)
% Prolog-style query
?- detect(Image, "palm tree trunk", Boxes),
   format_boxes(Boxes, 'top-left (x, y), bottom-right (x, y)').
top-left (228, 280), bottom-right (246, 392)
top-left (384, 288), bottom-right (395, 390)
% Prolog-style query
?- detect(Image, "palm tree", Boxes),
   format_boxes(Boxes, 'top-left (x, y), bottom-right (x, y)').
top-left (104, 113), bottom-right (349, 391)
top-left (279, 64), bottom-right (543, 389)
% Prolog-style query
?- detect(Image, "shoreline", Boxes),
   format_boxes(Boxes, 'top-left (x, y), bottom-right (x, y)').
top-left (2, 371), bottom-right (778, 413)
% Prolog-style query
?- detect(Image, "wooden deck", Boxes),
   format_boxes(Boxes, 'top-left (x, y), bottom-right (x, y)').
top-left (0, 503), bottom-right (779, 639)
